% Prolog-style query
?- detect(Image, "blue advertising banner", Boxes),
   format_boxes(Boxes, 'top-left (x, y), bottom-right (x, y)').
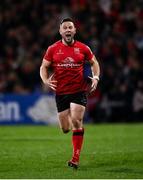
top-left (0, 93), bottom-right (58, 125)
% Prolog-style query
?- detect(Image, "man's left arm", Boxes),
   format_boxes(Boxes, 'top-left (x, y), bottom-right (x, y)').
top-left (88, 55), bottom-right (100, 92)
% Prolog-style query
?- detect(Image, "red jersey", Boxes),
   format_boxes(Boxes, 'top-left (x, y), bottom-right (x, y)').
top-left (43, 40), bottom-right (93, 95)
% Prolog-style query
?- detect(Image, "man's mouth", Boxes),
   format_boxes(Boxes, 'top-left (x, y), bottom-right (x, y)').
top-left (66, 34), bottom-right (71, 37)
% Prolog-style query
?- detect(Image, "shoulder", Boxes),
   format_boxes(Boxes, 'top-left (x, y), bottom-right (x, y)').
top-left (75, 41), bottom-right (86, 47)
top-left (75, 41), bottom-right (92, 53)
top-left (48, 40), bottom-right (61, 50)
top-left (75, 41), bottom-right (91, 50)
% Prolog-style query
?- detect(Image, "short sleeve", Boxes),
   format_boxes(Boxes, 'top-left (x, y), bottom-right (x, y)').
top-left (43, 46), bottom-right (53, 62)
top-left (84, 45), bottom-right (94, 61)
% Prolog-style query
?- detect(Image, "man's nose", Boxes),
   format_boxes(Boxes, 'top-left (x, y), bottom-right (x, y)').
top-left (66, 28), bottom-right (71, 32)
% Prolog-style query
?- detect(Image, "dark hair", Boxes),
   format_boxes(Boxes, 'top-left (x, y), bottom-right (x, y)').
top-left (60, 17), bottom-right (74, 25)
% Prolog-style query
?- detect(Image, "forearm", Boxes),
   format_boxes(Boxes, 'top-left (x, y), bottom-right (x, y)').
top-left (88, 56), bottom-right (100, 92)
top-left (90, 56), bottom-right (100, 80)
top-left (91, 60), bottom-right (100, 77)
top-left (40, 65), bottom-right (49, 84)
top-left (40, 59), bottom-right (52, 84)
top-left (40, 60), bottom-right (57, 91)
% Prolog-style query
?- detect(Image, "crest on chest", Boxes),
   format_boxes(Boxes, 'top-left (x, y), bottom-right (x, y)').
top-left (74, 48), bottom-right (80, 54)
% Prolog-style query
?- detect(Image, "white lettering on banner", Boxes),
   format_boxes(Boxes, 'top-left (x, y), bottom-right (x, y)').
top-left (27, 96), bottom-right (58, 124)
top-left (0, 102), bottom-right (21, 121)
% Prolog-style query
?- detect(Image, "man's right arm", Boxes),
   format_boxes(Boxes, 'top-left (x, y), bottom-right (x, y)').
top-left (40, 59), bottom-right (57, 91)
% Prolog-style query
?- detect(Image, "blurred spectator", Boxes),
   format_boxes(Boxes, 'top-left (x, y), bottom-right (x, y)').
top-left (0, 0), bottom-right (143, 122)
top-left (133, 80), bottom-right (143, 121)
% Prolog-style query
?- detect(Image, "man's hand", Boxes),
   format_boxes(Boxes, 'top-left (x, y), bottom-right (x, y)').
top-left (44, 74), bottom-right (57, 91)
top-left (88, 76), bottom-right (99, 92)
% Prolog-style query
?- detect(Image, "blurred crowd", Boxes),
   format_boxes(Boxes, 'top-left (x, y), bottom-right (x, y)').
top-left (0, 0), bottom-right (143, 122)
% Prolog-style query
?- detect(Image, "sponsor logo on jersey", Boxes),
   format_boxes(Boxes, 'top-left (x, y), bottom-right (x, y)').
top-left (63, 57), bottom-right (74, 63)
top-left (57, 57), bottom-right (80, 68)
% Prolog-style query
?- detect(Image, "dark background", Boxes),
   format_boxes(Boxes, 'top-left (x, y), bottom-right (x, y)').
top-left (0, 0), bottom-right (143, 123)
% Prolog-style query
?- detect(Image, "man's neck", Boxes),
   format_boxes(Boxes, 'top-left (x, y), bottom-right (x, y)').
top-left (62, 39), bottom-right (75, 46)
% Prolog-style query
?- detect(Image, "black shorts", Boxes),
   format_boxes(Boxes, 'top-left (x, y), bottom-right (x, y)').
top-left (55, 91), bottom-right (87, 112)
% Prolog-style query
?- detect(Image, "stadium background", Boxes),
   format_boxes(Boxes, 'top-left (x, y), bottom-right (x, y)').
top-left (0, 0), bottom-right (143, 124)
top-left (0, 0), bottom-right (143, 179)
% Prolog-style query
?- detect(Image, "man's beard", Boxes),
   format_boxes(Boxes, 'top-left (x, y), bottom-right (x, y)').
top-left (65, 36), bottom-right (73, 44)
